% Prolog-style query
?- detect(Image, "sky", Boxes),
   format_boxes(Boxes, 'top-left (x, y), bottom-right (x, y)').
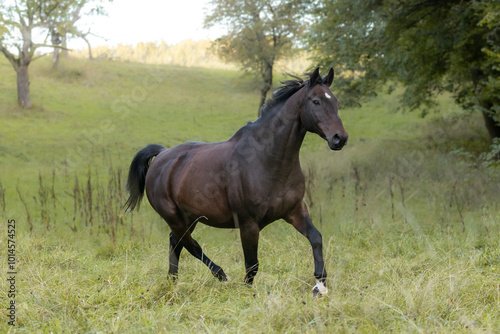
top-left (69, 0), bottom-right (223, 48)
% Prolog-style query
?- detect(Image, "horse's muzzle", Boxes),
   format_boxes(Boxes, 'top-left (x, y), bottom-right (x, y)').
top-left (328, 133), bottom-right (348, 150)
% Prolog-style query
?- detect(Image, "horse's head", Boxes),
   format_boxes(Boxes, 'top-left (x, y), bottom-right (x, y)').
top-left (300, 67), bottom-right (348, 151)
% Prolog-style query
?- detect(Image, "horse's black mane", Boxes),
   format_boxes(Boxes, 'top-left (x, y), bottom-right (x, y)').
top-left (259, 72), bottom-right (327, 116)
top-left (259, 74), bottom-right (306, 116)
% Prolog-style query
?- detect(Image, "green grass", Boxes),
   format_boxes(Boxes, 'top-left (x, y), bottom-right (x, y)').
top-left (0, 56), bottom-right (499, 333)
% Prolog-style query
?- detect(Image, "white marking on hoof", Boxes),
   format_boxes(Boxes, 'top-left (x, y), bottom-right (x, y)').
top-left (312, 280), bottom-right (328, 297)
top-left (325, 93), bottom-right (331, 99)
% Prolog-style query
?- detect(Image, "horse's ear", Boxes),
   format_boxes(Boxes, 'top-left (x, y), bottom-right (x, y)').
top-left (324, 68), bottom-right (334, 87)
top-left (309, 67), bottom-right (321, 85)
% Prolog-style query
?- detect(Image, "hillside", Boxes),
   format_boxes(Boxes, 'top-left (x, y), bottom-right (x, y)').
top-left (0, 57), bottom-right (499, 332)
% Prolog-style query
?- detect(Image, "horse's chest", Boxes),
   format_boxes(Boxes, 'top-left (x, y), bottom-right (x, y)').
top-left (238, 167), bottom-right (305, 221)
top-left (262, 184), bottom-right (304, 218)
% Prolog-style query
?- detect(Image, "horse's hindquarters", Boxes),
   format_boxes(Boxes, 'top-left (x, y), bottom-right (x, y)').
top-left (146, 141), bottom-right (236, 228)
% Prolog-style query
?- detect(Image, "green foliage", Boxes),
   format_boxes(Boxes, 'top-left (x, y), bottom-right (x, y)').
top-left (478, 1), bottom-right (500, 129)
top-left (48, 1), bottom-right (95, 33)
top-left (0, 57), bottom-right (499, 332)
top-left (309, 0), bottom-right (500, 138)
top-left (0, 4), bottom-right (9, 39)
top-left (50, 0), bottom-right (110, 47)
top-left (0, 0), bottom-right (80, 46)
top-left (205, 0), bottom-right (311, 111)
top-left (481, 138), bottom-right (500, 166)
top-left (205, 0), bottom-right (307, 66)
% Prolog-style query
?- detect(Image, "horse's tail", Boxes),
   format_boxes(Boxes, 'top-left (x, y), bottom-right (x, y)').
top-left (125, 144), bottom-right (166, 211)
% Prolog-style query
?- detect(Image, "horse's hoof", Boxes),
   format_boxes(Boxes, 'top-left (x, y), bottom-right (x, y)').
top-left (213, 269), bottom-right (228, 281)
top-left (312, 280), bottom-right (328, 297)
top-left (168, 274), bottom-right (178, 284)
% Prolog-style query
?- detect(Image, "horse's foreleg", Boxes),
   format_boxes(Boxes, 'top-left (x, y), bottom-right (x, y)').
top-left (239, 223), bottom-right (260, 284)
top-left (285, 201), bottom-right (328, 296)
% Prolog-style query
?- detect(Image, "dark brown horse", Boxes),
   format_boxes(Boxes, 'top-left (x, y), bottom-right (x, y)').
top-left (125, 68), bottom-right (348, 296)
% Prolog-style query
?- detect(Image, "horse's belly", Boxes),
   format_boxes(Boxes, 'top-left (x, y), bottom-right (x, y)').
top-left (177, 185), bottom-right (234, 227)
top-left (178, 199), bottom-right (235, 228)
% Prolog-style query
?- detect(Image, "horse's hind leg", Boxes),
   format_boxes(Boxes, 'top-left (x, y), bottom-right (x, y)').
top-left (180, 232), bottom-right (228, 281)
top-left (166, 213), bottom-right (228, 281)
top-left (168, 232), bottom-right (183, 281)
top-left (168, 220), bottom-right (197, 279)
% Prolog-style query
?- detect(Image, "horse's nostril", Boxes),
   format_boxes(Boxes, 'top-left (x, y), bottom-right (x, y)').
top-left (329, 133), bottom-right (347, 150)
top-left (332, 133), bottom-right (341, 144)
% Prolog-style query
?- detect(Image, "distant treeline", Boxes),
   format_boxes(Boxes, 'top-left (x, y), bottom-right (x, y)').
top-left (71, 39), bottom-right (311, 73)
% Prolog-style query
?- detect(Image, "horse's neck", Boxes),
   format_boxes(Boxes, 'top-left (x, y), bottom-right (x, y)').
top-left (252, 101), bottom-right (305, 168)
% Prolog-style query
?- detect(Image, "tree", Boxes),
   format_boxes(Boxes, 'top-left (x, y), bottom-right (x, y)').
top-left (1, 0), bottom-right (70, 108)
top-left (205, 0), bottom-right (310, 115)
top-left (48, 0), bottom-right (83, 68)
top-left (49, 0), bottom-right (109, 67)
top-left (308, 0), bottom-right (500, 140)
top-left (0, 0), bottom-right (108, 107)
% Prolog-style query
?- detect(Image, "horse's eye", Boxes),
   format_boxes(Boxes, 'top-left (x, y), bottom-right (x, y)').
top-left (313, 100), bottom-right (320, 105)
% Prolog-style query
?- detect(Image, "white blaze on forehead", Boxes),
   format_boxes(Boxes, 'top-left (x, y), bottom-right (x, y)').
top-left (325, 93), bottom-right (332, 99)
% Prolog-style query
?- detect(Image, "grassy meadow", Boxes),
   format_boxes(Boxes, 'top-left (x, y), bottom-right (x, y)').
top-left (0, 56), bottom-right (499, 333)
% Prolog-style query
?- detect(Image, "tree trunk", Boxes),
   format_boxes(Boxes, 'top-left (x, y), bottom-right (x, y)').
top-left (76, 33), bottom-right (94, 60)
top-left (62, 34), bottom-right (68, 58)
top-left (51, 28), bottom-right (62, 69)
top-left (471, 69), bottom-right (500, 140)
top-left (482, 110), bottom-right (500, 140)
top-left (17, 64), bottom-right (31, 108)
top-left (86, 39), bottom-right (93, 60)
top-left (258, 90), bottom-right (267, 116)
top-left (257, 63), bottom-right (273, 116)
top-left (52, 47), bottom-right (60, 69)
